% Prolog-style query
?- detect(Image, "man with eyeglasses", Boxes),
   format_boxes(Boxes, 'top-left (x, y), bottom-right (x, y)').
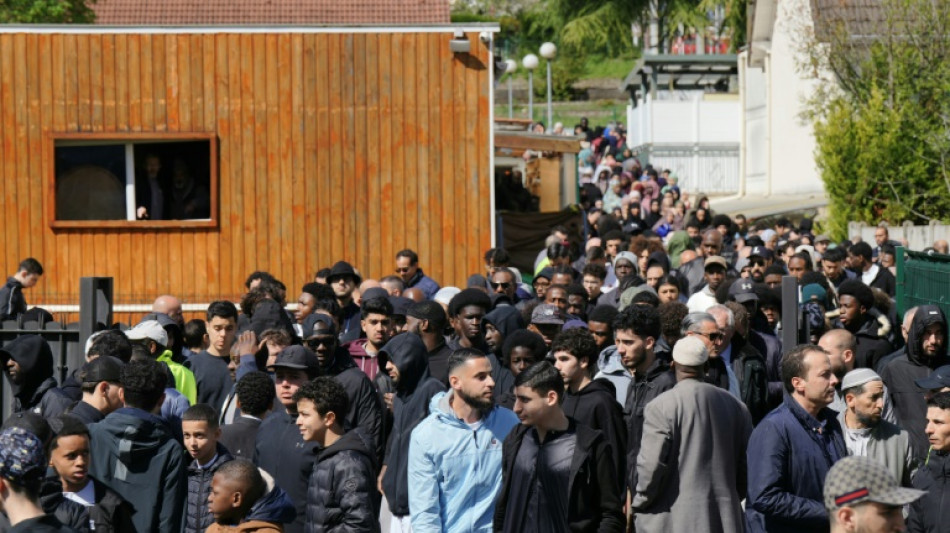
top-left (301, 313), bottom-right (383, 464)
top-left (681, 312), bottom-right (729, 391)
top-left (395, 249), bottom-right (440, 301)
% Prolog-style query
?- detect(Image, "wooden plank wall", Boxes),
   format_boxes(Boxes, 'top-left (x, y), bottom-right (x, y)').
top-left (0, 30), bottom-right (493, 307)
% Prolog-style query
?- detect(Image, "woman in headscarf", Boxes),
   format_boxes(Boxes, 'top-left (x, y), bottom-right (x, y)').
top-left (602, 177), bottom-right (624, 214)
top-left (665, 231), bottom-right (694, 269)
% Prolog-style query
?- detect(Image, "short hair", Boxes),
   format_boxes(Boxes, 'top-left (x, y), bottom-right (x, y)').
top-left (484, 248), bottom-right (510, 265)
top-left (292, 377), bottom-right (349, 421)
top-left (18, 258), bottom-right (43, 275)
top-left (602, 230), bottom-right (625, 244)
top-left (566, 283), bottom-right (588, 302)
top-left (50, 416), bottom-right (90, 452)
top-left (514, 361), bottom-right (564, 401)
top-left (447, 348), bottom-right (488, 376)
top-left (491, 267), bottom-right (517, 282)
top-left (313, 298), bottom-right (342, 321)
top-left (215, 459), bottom-right (265, 509)
top-left (207, 300), bottom-right (239, 322)
top-left (408, 300), bottom-right (448, 331)
top-left (302, 282), bottom-right (335, 301)
top-left (360, 297), bottom-right (393, 319)
top-left (183, 319), bottom-right (207, 349)
top-left (881, 243), bottom-right (896, 256)
top-left (448, 289), bottom-right (492, 318)
top-left (546, 242), bottom-right (572, 261)
top-left (502, 330), bottom-right (548, 366)
top-left (658, 302), bottom-right (689, 344)
top-left (926, 391), bottom-right (950, 410)
top-left (379, 276), bottom-right (406, 291)
top-left (396, 249), bottom-right (419, 264)
top-left (587, 305), bottom-right (618, 326)
top-left (781, 344), bottom-right (827, 394)
top-left (550, 328), bottom-right (599, 374)
top-left (764, 264), bottom-right (787, 277)
top-left (182, 404), bottom-right (220, 430)
top-left (613, 304), bottom-right (662, 340)
top-left (582, 263), bottom-right (607, 281)
top-left (235, 372), bottom-right (276, 418)
top-left (707, 305), bottom-right (735, 329)
top-left (314, 268), bottom-right (332, 280)
top-left (260, 328), bottom-right (293, 348)
top-left (849, 241), bottom-right (873, 261)
top-left (838, 279), bottom-right (874, 310)
top-left (585, 247), bottom-right (606, 262)
top-left (724, 301), bottom-right (750, 334)
top-left (244, 271), bottom-right (275, 290)
top-left (631, 290), bottom-right (660, 308)
top-left (822, 247), bottom-right (847, 263)
top-left (681, 312), bottom-right (717, 337)
top-left (88, 329), bottom-right (133, 363)
top-left (120, 359), bottom-right (167, 411)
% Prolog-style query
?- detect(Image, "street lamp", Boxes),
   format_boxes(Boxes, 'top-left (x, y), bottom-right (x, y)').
top-left (505, 59), bottom-right (517, 119)
top-left (522, 54), bottom-right (539, 122)
top-left (540, 42), bottom-right (557, 132)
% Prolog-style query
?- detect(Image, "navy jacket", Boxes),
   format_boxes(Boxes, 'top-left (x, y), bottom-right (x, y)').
top-left (907, 449), bottom-right (950, 533)
top-left (0, 276), bottom-right (26, 320)
top-left (254, 409), bottom-right (319, 533)
top-left (184, 443), bottom-right (234, 533)
top-left (745, 395), bottom-right (845, 533)
top-left (405, 269), bottom-right (440, 300)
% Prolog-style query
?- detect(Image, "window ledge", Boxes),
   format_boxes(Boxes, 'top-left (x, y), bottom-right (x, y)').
top-left (50, 219), bottom-right (218, 231)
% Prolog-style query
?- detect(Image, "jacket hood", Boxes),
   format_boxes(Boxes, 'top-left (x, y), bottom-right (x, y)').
top-left (430, 390), bottom-right (507, 430)
top-left (378, 333), bottom-right (430, 393)
top-left (99, 407), bottom-right (175, 455)
top-left (0, 335), bottom-right (54, 399)
top-left (907, 305), bottom-right (949, 367)
top-left (596, 345), bottom-right (623, 375)
top-left (317, 427), bottom-right (374, 464)
top-left (576, 376), bottom-right (617, 398)
top-left (666, 231), bottom-right (693, 269)
top-left (247, 468), bottom-right (297, 524)
top-left (483, 307), bottom-right (525, 339)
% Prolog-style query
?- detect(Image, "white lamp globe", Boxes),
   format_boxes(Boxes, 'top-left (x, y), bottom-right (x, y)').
top-left (522, 54), bottom-right (539, 70)
top-left (505, 59), bottom-right (517, 74)
top-left (540, 42), bottom-right (557, 59)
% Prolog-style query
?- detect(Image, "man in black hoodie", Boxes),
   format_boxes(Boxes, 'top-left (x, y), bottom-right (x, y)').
top-left (301, 313), bottom-right (383, 464)
top-left (493, 361), bottom-right (624, 533)
top-left (0, 335), bottom-right (72, 418)
top-left (255, 345), bottom-right (321, 533)
top-left (551, 327), bottom-right (626, 491)
top-left (881, 304), bottom-right (949, 458)
top-left (376, 333), bottom-right (445, 531)
top-left (837, 279), bottom-right (894, 370)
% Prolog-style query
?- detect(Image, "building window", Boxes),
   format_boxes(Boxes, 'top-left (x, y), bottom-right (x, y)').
top-left (51, 134), bottom-right (217, 228)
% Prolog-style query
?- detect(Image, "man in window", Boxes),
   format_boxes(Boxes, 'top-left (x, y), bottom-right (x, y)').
top-left (136, 153), bottom-right (169, 220)
top-left (168, 159), bottom-right (210, 220)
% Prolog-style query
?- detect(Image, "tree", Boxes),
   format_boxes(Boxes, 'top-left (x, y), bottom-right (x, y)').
top-left (807, 0), bottom-right (950, 238)
top-left (0, 0), bottom-right (96, 23)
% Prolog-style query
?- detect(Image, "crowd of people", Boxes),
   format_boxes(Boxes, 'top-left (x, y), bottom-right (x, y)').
top-left (1, 192), bottom-right (950, 532)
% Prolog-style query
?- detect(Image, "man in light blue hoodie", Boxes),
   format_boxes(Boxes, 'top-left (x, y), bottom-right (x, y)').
top-left (408, 348), bottom-right (519, 532)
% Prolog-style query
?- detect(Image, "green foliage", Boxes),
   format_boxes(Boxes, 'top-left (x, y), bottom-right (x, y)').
top-left (810, 0), bottom-right (950, 240)
top-left (532, 53), bottom-right (585, 100)
top-left (0, 0), bottom-right (96, 23)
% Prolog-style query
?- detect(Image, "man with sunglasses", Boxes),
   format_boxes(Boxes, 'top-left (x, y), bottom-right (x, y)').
top-left (748, 246), bottom-right (773, 283)
top-left (301, 313), bottom-right (383, 465)
top-left (490, 267), bottom-right (521, 307)
top-left (395, 249), bottom-right (440, 301)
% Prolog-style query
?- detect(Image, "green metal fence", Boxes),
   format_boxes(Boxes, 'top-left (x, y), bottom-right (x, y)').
top-left (896, 246), bottom-right (950, 320)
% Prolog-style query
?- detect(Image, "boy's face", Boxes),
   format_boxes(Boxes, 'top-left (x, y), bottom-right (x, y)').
top-left (295, 398), bottom-right (329, 443)
top-left (513, 385), bottom-right (555, 427)
top-left (208, 474), bottom-right (240, 519)
top-left (49, 434), bottom-right (90, 490)
top-left (553, 351), bottom-right (587, 388)
top-left (18, 271), bottom-right (40, 288)
top-left (208, 316), bottom-right (237, 354)
top-left (182, 420), bottom-right (220, 464)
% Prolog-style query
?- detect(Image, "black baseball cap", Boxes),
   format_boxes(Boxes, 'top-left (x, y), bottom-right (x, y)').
top-left (300, 313), bottom-right (337, 339)
top-left (268, 345), bottom-right (320, 371)
top-left (915, 364), bottom-right (950, 390)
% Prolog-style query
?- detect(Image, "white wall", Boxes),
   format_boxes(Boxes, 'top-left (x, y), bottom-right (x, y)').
top-left (627, 95), bottom-right (740, 146)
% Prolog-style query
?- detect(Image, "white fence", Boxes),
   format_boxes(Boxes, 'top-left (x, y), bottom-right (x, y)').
top-left (631, 144), bottom-right (740, 194)
top-left (848, 221), bottom-right (950, 252)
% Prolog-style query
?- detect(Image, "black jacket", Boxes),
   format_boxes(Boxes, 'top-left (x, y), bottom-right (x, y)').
top-left (378, 333), bottom-right (445, 516)
top-left (66, 401), bottom-right (106, 426)
top-left (847, 314), bottom-right (895, 370)
top-left (324, 349), bottom-right (384, 465)
top-left (881, 305), bottom-right (949, 458)
top-left (731, 335), bottom-right (771, 425)
top-left (866, 265), bottom-right (896, 297)
top-left (85, 478), bottom-right (136, 533)
top-left (0, 276), bottom-right (27, 320)
top-left (219, 415), bottom-right (262, 460)
top-left (189, 350), bottom-right (233, 417)
top-left (254, 409), bottom-right (320, 533)
top-left (305, 429), bottom-right (380, 533)
top-left (907, 450), bottom-right (950, 533)
top-left (5, 514), bottom-right (79, 533)
top-left (494, 420), bottom-right (624, 533)
top-left (0, 335), bottom-right (73, 418)
top-left (562, 378), bottom-right (627, 491)
top-left (185, 443), bottom-right (234, 533)
top-left (38, 473), bottom-right (89, 532)
top-left (623, 356), bottom-right (676, 492)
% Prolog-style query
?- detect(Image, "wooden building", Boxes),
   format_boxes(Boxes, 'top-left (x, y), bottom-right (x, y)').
top-left (0, 25), bottom-right (498, 310)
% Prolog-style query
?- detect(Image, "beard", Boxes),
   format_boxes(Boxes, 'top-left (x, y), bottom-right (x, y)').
top-left (457, 387), bottom-right (493, 418)
top-left (855, 410), bottom-right (880, 428)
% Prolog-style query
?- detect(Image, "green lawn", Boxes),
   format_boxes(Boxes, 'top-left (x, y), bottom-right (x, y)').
top-left (581, 56), bottom-right (636, 79)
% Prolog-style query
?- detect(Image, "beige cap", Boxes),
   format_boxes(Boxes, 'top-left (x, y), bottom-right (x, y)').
top-left (673, 336), bottom-right (709, 366)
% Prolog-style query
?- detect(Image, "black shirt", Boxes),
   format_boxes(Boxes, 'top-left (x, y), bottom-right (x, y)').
top-left (506, 425), bottom-right (575, 533)
top-left (9, 514), bottom-right (79, 533)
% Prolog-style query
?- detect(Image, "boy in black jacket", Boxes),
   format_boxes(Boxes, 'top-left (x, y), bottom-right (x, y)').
top-left (47, 416), bottom-right (135, 532)
top-left (182, 404), bottom-right (234, 533)
top-left (494, 361), bottom-right (624, 533)
top-left (295, 377), bottom-right (380, 533)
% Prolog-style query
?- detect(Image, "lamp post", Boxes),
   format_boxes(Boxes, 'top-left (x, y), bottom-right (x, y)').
top-left (505, 59), bottom-right (517, 119)
top-left (522, 54), bottom-right (539, 122)
top-left (540, 42), bottom-right (557, 132)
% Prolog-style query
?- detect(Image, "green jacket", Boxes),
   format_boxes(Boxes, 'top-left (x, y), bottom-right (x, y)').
top-left (157, 349), bottom-right (198, 404)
